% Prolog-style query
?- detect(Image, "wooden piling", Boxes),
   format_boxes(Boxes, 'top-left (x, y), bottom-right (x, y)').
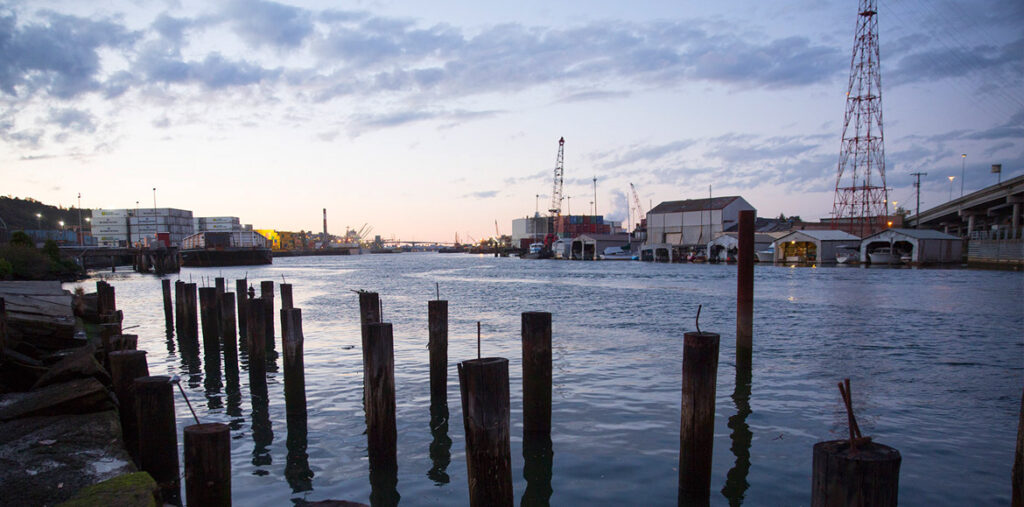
top-left (1014, 387), bottom-right (1023, 507)
top-left (280, 283), bottom-right (293, 310)
top-left (281, 308), bottom-right (307, 418)
top-left (184, 423), bottom-right (232, 507)
top-left (0, 298), bottom-right (6, 362)
top-left (457, 357), bottom-right (513, 506)
top-left (522, 311), bottom-right (552, 436)
top-left (359, 291), bottom-right (381, 327)
top-left (199, 287), bottom-right (220, 358)
top-left (679, 330), bottom-right (720, 504)
top-left (362, 322), bottom-right (397, 471)
top-left (135, 375), bottom-right (180, 504)
top-left (235, 279), bottom-right (248, 343)
top-left (184, 282), bottom-right (199, 347)
top-left (811, 440), bottom-right (901, 507)
top-left (260, 281), bottom-right (275, 355)
top-left (428, 300), bottom-right (448, 407)
top-left (99, 322), bottom-right (120, 371)
top-left (111, 333), bottom-right (138, 351)
top-left (736, 209), bottom-right (754, 369)
top-left (220, 292), bottom-right (237, 360)
top-left (161, 279), bottom-right (173, 330)
top-left (109, 350), bottom-right (149, 465)
top-left (247, 297), bottom-right (267, 382)
top-left (214, 277), bottom-right (225, 327)
top-left (175, 280), bottom-right (186, 340)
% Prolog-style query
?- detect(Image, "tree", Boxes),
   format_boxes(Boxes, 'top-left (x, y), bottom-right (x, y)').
top-left (9, 230), bottom-right (34, 248)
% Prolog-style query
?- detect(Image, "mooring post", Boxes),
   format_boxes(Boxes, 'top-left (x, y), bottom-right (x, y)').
top-left (736, 209), bottom-right (755, 370)
top-left (362, 322), bottom-right (397, 472)
top-left (359, 291), bottom-right (381, 328)
top-left (111, 333), bottom-right (138, 351)
top-left (428, 300), bottom-right (448, 407)
top-left (185, 282), bottom-right (200, 348)
top-left (281, 308), bottom-right (307, 419)
top-left (199, 287), bottom-right (220, 359)
top-left (1013, 387), bottom-right (1023, 507)
top-left (135, 376), bottom-right (180, 504)
top-left (109, 350), bottom-right (149, 465)
top-left (99, 322), bottom-right (120, 371)
top-left (280, 283), bottom-right (293, 310)
top-left (679, 330), bottom-right (720, 505)
top-left (522, 311), bottom-right (552, 436)
top-left (161, 279), bottom-right (173, 331)
top-left (260, 281), bottom-right (275, 356)
top-left (220, 292), bottom-right (237, 361)
top-left (458, 357), bottom-right (513, 506)
top-left (184, 422), bottom-right (232, 507)
top-left (235, 279), bottom-right (248, 345)
top-left (811, 440), bottom-right (902, 506)
top-left (175, 280), bottom-right (186, 341)
top-left (214, 277), bottom-right (225, 327)
top-left (247, 297), bottom-right (267, 383)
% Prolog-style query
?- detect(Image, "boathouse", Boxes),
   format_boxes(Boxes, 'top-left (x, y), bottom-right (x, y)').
top-left (859, 228), bottom-right (962, 264)
top-left (706, 232), bottom-right (778, 262)
top-left (772, 229), bottom-right (861, 264)
top-left (639, 243), bottom-right (674, 262)
top-left (570, 233), bottom-right (631, 260)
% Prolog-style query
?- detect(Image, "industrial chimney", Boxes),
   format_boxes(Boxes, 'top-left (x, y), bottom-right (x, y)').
top-left (322, 208), bottom-right (328, 249)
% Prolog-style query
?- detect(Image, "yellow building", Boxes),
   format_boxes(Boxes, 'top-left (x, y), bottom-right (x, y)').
top-left (278, 231), bottom-right (306, 250)
top-left (254, 229), bottom-right (280, 250)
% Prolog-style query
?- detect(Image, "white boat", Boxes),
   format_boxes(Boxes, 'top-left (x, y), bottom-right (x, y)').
top-left (599, 246), bottom-right (635, 260)
top-left (755, 249), bottom-right (774, 263)
top-left (835, 248), bottom-right (860, 264)
top-left (868, 247), bottom-right (901, 265)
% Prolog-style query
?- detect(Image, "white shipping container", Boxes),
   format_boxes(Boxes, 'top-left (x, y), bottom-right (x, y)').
top-left (93, 226), bottom-right (128, 234)
top-left (203, 216), bottom-right (241, 223)
top-left (95, 235), bottom-right (128, 242)
top-left (91, 216), bottom-right (127, 226)
top-left (94, 208), bottom-right (129, 217)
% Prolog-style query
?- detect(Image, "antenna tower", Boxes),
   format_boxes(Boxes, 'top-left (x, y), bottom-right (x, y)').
top-left (832, 0), bottom-right (888, 237)
top-left (549, 137), bottom-right (565, 236)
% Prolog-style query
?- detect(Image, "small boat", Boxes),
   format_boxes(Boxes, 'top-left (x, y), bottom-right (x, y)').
top-left (599, 246), bottom-right (634, 260)
top-left (868, 247), bottom-right (901, 265)
top-left (835, 250), bottom-right (859, 264)
top-left (755, 249), bottom-right (774, 263)
top-left (521, 242), bottom-right (551, 260)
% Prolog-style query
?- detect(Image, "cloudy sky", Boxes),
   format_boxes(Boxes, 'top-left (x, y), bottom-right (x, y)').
top-left (2, 0), bottom-right (1021, 241)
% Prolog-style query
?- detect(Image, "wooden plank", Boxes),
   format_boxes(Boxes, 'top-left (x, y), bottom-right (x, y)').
top-left (0, 281), bottom-right (66, 296)
top-left (3, 295), bottom-right (73, 316)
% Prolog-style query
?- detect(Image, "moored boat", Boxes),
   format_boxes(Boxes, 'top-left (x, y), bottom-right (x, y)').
top-left (868, 247), bottom-right (901, 265)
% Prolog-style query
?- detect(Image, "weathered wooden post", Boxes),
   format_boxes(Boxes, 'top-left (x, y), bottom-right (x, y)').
top-left (678, 330), bottom-right (720, 505)
top-left (811, 441), bottom-right (901, 506)
top-left (247, 297), bottom-right (267, 383)
top-left (99, 322), bottom-right (121, 371)
top-left (109, 350), bottom-right (149, 465)
top-left (522, 311), bottom-right (552, 436)
top-left (199, 287), bottom-right (220, 358)
top-left (184, 282), bottom-right (199, 347)
top-left (184, 423), bottom-right (232, 507)
top-left (280, 283), bottom-right (293, 310)
top-left (0, 298), bottom-right (6, 362)
top-left (214, 277), bottom-right (225, 327)
top-left (161, 279), bottom-right (173, 330)
top-left (135, 376), bottom-right (180, 504)
top-left (458, 357), bottom-right (513, 506)
top-left (736, 209), bottom-right (755, 370)
top-left (358, 291), bottom-right (381, 327)
top-left (260, 281), bottom-right (275, 356)
top-left (235, 279), bottom-right (248, 343)
top-left (1012, 387), bottom-right (1023, 507)
top-left (281, 308), bottom-right (306, 418)
top-left (175, 280), bottom-right (186, 340)
top-left (362, 322), bottom-right (397, 471)
top-left (220, 292), bottom-right (237, 361)
top-left (428, 299), bottom-right (448, 407)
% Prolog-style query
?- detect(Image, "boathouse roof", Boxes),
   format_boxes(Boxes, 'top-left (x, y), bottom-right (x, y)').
top-left (861, 228), bottom-right (960, 241)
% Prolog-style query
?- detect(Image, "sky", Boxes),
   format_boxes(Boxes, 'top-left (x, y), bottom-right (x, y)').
top-left (2, 0), bottom-right (1022, 242)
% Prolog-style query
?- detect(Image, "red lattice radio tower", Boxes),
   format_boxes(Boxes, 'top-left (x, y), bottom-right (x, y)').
top-left (832, 0), bottom-right (888, 237)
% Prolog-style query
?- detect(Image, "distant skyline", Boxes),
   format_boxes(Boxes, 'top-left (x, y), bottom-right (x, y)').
top-left (2, 0), bottom-right (1021, 241)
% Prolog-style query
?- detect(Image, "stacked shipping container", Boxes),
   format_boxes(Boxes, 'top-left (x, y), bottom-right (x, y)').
top-left (92, 208), bottom-right (194, 247)
top-left (181, 231), bottom-right (269, 249)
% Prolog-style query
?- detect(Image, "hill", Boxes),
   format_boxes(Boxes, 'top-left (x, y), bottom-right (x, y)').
top-left (0, 196), bottom-right (93, 231)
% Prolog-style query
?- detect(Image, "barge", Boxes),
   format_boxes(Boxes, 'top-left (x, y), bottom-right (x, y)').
top-left (180, 231), bottom-right (272, 267)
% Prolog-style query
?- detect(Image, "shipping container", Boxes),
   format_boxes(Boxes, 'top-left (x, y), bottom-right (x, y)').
top-left (94, 208), bottom-right (129, 217)
top-left (92, 216), bottom-right (127, 226)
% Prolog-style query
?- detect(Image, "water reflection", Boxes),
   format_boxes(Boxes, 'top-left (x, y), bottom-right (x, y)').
top-left (224, 353), bottom-right (243, 430)
top-left (522, 433), bottom-right (553, 506)
top-left (369, 460), bottom-right (400, 507)
top-left (427, 402), bottom-right (451, 484)
top-left (203, 349), bottom-right (223, 410)
top-left (251, 380), bottom-right (273, 469)
top-left (285, 413), bottom-right (313, 493)
top-left (164, 329), bottom-right (175, 354)
top-left (721, 367), bottom-right (752, 506)
top-left (178, 333), bottom-right (201, 389)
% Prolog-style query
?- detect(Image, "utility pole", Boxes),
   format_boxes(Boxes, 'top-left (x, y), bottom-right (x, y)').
top-left (960, 154), bottom-right (966, 197)
top-left (77, 193), bottom-right (83, 245)
top-left (153, 187), bottom-right (157, 209)
top-left (592, 176), bottom-right (598, 217)
top-left (911, 171), bottom-right (927, 228)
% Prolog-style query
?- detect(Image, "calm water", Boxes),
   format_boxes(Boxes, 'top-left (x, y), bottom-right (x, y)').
top-left (66, 254), bottom-right (1023, 506)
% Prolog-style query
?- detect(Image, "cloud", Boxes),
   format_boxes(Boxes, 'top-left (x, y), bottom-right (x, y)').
top-left (888, 36), bottom-right (1024, 86)
top-left (557, 90), bottom-right (631, 103)
top-left (463, 190), bottom-right (499, 199)
top-left (224, 0), bottom-right (313, 49)
top-left (48, 107), bottom-right (96, 133)
top-left (504, 169), bottom-right (548, 186)
top-left (136, 48), bottom-right (279, 89)
top-left (597, 140), bottom-right (697, 169)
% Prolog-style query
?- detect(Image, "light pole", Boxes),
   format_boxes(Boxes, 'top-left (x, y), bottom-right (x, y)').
top-left (948, 176), bottom-right (955, 201)
top-left (35, 213), bottom-right (41, 230)
top-left (960, 154), bottom-right (966, 197)
top-left (153, 187), bottom-right (157, 209)
top-left (77, 192), bottom-right (83, 245)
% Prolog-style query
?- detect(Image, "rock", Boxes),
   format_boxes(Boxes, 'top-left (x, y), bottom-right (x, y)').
top-left (0, 411), bottom-right (136, 506)
top-left (58, 472), bottom-right (158, 507)
top-left (33, 345), bottom-right (110, 390)
top-left (0, 377), bottom-right (116, 422)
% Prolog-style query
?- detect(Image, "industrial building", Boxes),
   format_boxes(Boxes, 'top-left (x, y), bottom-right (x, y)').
top-left (511, 215), bottom-right (622, 250)
top-left (858, 228), bottom-right (962, 265)
top-left (646, 196), bottom-right (756, 247)
top-left (92, 208), bottom-right (193, 247)
top-left (772, 229), bottom-right (861, 264)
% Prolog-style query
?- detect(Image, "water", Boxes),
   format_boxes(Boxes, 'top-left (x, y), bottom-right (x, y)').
top-left (66, 254), bottom-right (1023, 506)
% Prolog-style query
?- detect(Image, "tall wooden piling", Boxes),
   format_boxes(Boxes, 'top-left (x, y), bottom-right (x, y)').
top-left (679, 330), bottom-right (720, 504)
top-left (811, 440), bottom-right (901, 507)
top-left (184, 283), bottom-right (199, 347)
top-left (260, 281), bottom-right (275, 355)
top-left (359, 291), bottom-right (381, 327)
top-left (184, 423), bottom-right (232, 507)
top-left (220, 292), bottom-right (237, 360)
top-left (175, 280), bottom-right (186, 340)
top-left (199, 287), bottom-right (220, 358)
top-left (109, 350), bottom-right (149, 465)
top-left (135, 376), bottom-right (180, 504)
top-left (214, 277), bottom-right (225, 327)
top-left (736, 209), bottom-right (755, 369)
top-left (280, 283), bottom-right (293, 310)
top-left (235, 279), bottom-right (248, 344)
top-left (458, 357), bottom-right (513, 507)
top-left (362, 322), bottom-right (397, 471)
top-left (428, 300), bottom-right (448, 407)
top-left (161, 279), bottom-right (173, 330)
top-left (522, 311), bottom-right (552, 436)
top-left (99, 322), bottom-right (120, 371)
top-left (281, 308), bottom-right (307, 418)
top-left (247, 297), bottom-right (267, 383)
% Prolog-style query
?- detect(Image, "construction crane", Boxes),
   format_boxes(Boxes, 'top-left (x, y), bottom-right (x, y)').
top-left (629, 183), bottom-right (646, 231)
top-left (547, 137), bottom-right (565, 245)
top-left (494, 220), bottom-right (503, 247)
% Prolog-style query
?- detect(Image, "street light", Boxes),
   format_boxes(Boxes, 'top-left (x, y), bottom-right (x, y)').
top-left (948, 176), bottom-right (955, 201)
top-left (35, 213), bottom-right (41, 229)
top-left (960, 154), bottom-right (966, 197)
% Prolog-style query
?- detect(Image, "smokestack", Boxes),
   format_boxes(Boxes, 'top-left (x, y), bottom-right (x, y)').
top-left (323, 208), bottom-right (328, 249)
